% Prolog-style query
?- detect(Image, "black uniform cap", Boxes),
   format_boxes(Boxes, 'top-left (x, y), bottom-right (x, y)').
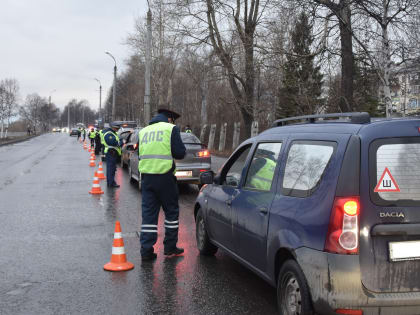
top-left (109, 122), bottom-right (121, 129)
top-left (157, 107), bottom-right (181, 120)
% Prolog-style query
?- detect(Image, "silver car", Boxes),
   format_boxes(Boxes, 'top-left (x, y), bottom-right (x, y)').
top-left (127, 132), bottom-right (211, 191)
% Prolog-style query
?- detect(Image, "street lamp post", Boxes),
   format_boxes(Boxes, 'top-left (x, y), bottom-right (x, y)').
top-left (105, 52), bottom-right (117, 121)
top-left (94, 78), bottom-right (102, 126)
top-left (48, 89), bottom-right (56, 131)
top-left (48, 89), bottom-right (56, 107)
top-left (144, 6), bottom-right (152, 125)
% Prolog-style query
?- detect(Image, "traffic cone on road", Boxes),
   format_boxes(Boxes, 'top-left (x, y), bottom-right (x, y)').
top-left (89, 174), bottom-right (103, 194)
top-left (90, 152), bottom-right (96, 160)
top-left (83, 142), bottom-right (87, 150)
top-left (104, 221), bottom-right (134, 272)
top-left (96, 162), bottom-right (106, 180)
top-left (89, 155), bottom-right (96, 167)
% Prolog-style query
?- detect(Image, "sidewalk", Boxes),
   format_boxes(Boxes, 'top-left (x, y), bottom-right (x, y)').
top-left (0, 134), bottom-right (40, 147)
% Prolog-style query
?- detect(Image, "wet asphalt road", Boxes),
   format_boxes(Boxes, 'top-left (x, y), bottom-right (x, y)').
top-left (0, 133), bottom-right (277, 315)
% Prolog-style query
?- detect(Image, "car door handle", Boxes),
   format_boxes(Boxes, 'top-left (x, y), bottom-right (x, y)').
top-left (225, 199), bottom-right (232, 206)
top-left (259, 207), bottom-right (268, 214)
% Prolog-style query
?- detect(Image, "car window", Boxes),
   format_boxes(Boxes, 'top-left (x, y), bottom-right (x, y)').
top-left (223, 145), bottom-right (251, 187)
top-left (244, 143), bottom-right (282, 191)
top-left (132, 132), bottom-right (139, 144)
top-left (282, 141), bottom-right (335, 197)
top-left (181, 133), bottom-right (200, 143)
top-left (371, 138), bottom-right (420, 206)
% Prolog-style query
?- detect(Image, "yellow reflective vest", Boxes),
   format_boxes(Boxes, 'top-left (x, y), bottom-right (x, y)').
top-left (138, 122), bottom-right (175, 174)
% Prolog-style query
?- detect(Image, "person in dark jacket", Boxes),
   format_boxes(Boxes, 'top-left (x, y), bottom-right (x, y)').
top-left (94, 130), bottom-right (102, 155)
top-left (138, 108), bottom-right (186, 261)
top-left (103, 123), bottom-right (123, 188)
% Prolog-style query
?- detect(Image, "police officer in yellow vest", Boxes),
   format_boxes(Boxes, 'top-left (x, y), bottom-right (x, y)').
top-left (185, 125), bottom-right (192, 133)
top-left (89, 128), bottom-right (96, 147)
top-left (248, 149), bottom-right (277, 191)
top-left (139, 108), bottom-right (186, 261)
top-left (103, 123), bottom-right (122, 188)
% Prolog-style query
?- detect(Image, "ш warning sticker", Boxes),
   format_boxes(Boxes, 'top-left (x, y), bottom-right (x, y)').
top-left (374, 167), bottom-right (400, 192)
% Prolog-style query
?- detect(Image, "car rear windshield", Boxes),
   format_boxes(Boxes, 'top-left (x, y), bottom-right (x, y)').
top-left (181, 133), bottom-right (200, 144)
top-left (370, 138), bottom-right (420, 206)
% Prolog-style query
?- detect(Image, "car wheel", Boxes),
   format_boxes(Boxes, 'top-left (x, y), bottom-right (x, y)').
top-left (277, 260), bottom-right (313, 315)
top-left (197, 184), bottom-right (204, 190)
top-left (196, 208), bottom-right (218, 256)
top-left (128, 164), bottom-right (135, 183)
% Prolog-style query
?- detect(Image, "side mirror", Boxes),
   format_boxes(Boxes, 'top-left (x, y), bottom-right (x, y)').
top-left (213, 174), bottom-right (221, 185)
top-left (200, 171), bottom-right (214, 185)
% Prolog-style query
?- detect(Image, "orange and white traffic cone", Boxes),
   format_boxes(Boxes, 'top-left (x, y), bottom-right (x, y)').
top-left (104, 221), bottom-right (134, 271)
top-left (83, 142), bottom-right (87, 150)
top-left (96, 162), bottom-right (106, 180)
top-left (89, 155), bottom-right (96, 167)
top-left (89, 174), bottom-right (103, 194)
top-left (90, 152), bottom-right (96, 160)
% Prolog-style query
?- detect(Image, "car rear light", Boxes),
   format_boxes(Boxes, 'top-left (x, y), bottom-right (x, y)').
top-left (335, 309), bottom-right (363, 315)
top-left (324, 197), bottom-right (360, 254)
top-left (196, 150), bottom-right (210, 158)
top-left (133, 143), bottom-right (138, 150)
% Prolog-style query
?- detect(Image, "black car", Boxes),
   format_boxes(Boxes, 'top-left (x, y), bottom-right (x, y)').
top-left (120, 127), bottom-right (141, 169)
top-left (126, 131), bottom-right (211, 191)
top-left (195, 113), bottom-right (420, 315)
top-left (69, 128), bottom-right (79, 136)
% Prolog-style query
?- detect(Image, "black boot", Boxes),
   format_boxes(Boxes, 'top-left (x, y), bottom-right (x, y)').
top-left (141, 252), bottom-right (157, 261)
top-left (164, 247), bottom-right (184, 256)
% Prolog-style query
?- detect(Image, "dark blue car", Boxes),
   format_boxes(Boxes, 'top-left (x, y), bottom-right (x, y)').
top-left (195, 113), bottom-right (420, 315)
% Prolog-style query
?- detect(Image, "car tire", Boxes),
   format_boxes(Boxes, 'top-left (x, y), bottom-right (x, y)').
top-left (277, 260), bottom-right (313, 315)
top-left (195, 208), bottom-right (218, 256)
top-left (197, 184), bottom-right (204, 190)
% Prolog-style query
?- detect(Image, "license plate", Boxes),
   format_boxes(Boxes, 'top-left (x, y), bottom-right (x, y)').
top-left (389, 240), bottom-right (420, 262)
top-left (175, 171), bottom-right (192, 178)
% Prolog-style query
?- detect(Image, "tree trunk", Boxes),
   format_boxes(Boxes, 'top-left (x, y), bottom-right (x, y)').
top-left (338, 4), bottom-right (354, 111)
top-left (200, 74), bottom-right (208, 125)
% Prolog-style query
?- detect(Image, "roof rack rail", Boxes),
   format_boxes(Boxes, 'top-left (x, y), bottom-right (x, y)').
top-left (271, 112), bottom-right (370, 127)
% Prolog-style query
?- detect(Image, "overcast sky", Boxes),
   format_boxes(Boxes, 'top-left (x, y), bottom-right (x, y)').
top-left (1, 0), bottom-right (147, 111)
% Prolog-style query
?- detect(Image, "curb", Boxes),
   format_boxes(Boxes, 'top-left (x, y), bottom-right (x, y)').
top-left (0, 134), bottom-right (40, 147)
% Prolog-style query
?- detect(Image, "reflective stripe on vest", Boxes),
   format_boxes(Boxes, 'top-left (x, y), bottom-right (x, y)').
top-left (138, 122), bottom-right (174, 174)
top-left (249, 158), bottom-right (276, 191)
top-left (99, 130), bottom-right (105, 145)
top-left (103, 131), bottom-right (121, 155)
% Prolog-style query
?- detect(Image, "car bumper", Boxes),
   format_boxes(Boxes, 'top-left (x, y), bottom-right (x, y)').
top-left (295, 247), bottom-right (420, 315)
top-left (175, 164), bottom-right (211, 184)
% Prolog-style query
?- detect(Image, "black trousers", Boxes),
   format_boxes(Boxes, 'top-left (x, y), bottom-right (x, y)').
top-left (140, 173), bottom-right (179, 255)
top-left (105, 151), bottom-right (118, 186)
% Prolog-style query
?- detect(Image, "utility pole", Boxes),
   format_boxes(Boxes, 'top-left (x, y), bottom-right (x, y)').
top-left (94, 78), bottom-right (102, 126)
top-left (67, 103), bottom-right (70, 130)
top-left (144, 6), bottom-right (152, 125)
top-left (49, 89), bottom-right (56, 131)
top-left (105, 52), bottom-right (117, 121)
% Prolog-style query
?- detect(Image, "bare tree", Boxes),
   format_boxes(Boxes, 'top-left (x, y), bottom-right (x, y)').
top-left (0, 79), bottom-right (20, 138)
top-left (171, 0), bottom-right (277, 137)
top-left (352, 0), bottom-right (420, 117)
